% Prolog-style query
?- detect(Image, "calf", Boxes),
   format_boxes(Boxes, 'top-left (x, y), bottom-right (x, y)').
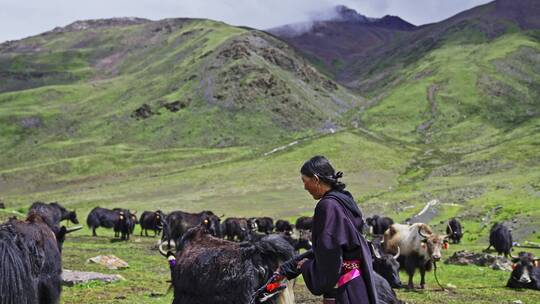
top-left (383, 223), bottom-right (448, 289)
top-left (446, 218), bottom-right (463, 244)
top-left (507, 252), bottom-right (540, 290)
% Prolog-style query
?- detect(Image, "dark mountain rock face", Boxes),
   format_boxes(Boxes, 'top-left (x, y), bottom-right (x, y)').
top-left (268, 5), bottom-right (417, 75)
top-left (271, 0), bottom-right (540, 86)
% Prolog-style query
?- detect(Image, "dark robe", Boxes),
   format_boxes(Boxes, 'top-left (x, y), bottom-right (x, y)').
top-left (301, 190), bottom-right (378, 304)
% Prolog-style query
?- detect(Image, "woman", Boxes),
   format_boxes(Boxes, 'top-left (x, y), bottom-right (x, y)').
top-left (281, 156), bottom-right (378, 304)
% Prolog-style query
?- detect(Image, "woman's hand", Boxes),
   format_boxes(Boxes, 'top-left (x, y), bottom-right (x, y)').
top-left (296, 258), bottom-right (309, 269)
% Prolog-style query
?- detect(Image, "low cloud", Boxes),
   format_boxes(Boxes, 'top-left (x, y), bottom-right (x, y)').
top-left (0, 0), bottom-right (492, 43)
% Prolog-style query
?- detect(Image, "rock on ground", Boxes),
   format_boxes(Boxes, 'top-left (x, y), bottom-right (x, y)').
top-left (62, 269), bottom-right (124, 286)
top-left (444, 250), bottom-right (513, 272)
top-left (87, 255), bottom-right (129, 270)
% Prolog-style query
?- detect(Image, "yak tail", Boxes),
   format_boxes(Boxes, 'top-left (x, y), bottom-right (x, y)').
top-left (86, 210), bottom-right (100, 229)
top-left (0, 227), bottom-right (38, 304)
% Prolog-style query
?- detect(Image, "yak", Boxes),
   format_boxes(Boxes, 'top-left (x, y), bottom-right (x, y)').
top-left (384, 223), bottom-right (448, 289)
top-left (28, 201), bottom-right (79, 228)
top-left (140, 210), bottom-right (166, 237)
top-left (507, 252), bottom-right (540, 290)
top-left (223, 217), bottom-right (256, 241)
top-left (253, 217), bottom-right (275, 234)
top-left (275, 220), bottom-right (294, 235)
top-left (294, 216), bottom-right (313, 231)
top-left (366, 215), bottom-right (394, 235)
top-left (164, 210), bottom-right (221, 248)
top-left (485, 222), bottom-right (513, 258)
top-left (159, 225), bottom-right (295, 304)
top-left (373, 272), bottom-right (405, 304)
top-left (0, 213), bottom-right (80, 304)
top-left (86, 207), bottom-right (134, 240)
top-left (446, 218), bottom-right (463, 244)
top-left (369, 237), bottom-right (402, 289)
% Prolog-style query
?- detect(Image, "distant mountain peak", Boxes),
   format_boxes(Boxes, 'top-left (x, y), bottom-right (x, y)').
top-left (370, 15), bottom-right (417, 30)
top-left (333, 5), bottom-right (370, 23)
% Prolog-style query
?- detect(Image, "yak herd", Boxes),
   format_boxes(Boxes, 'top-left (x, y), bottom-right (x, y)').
top-left (0, 202), bottom-right (538, 304)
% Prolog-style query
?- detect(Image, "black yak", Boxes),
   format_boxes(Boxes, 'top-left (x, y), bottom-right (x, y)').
top-left (253, 217), bottom-right (275, 234)
top-left (223, 217), bottom-right (256, 241)
top-left (86, 207), bottom-right (134, 240)
top-left (294, 216), bottom-right (313, 231)
top-left (275, 219), bottom-right (293, 235)
top-left (507, 252), bottom-right (540, 290)
top-left (366, 215), bottom-right (394, 235)
top-left (164, 210), bottom-right (221, 248)
top-left (446, 218), bottom-right (463, 244)
top-left (28, 201), bottom-right (79, 227)
top-left (159, 225), bottom-right (295, 304)
top-left (485, 222), bottom-right (513, 258)
top-left (140, 210), bottom-right (166, 237)
top-left (0, 213), bottom-right (80, 304)
top-left (369, 237), bottom-right (402, 289)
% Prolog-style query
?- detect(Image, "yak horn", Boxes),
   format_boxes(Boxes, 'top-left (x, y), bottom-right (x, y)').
top-left (158, 241), bottom-right (169, 257)
top-left (66, 226), bottom-right (83, 233)
top-left (393, 246), bottom-right (401, 260)
top-left (447, 223), bottom-right (453, 235)
top-left (370, 242), bottom-right (382, 259)
top-left (418, 226), bottom-right (430, 239)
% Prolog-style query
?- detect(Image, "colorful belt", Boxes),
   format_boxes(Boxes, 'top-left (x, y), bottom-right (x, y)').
top-left (336, 259), bottom-right (361, 288)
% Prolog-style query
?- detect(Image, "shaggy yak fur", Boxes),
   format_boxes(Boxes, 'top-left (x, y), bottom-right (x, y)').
top-left (486, 222), bottom-right (513, 258)
top-left (170, 226), bottom-right (294, 304)
top-left (0, 213), bottom-right (69, 304)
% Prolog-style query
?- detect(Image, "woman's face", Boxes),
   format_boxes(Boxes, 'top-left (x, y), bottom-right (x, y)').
top-left (301, 174), bottom-right (323, 200)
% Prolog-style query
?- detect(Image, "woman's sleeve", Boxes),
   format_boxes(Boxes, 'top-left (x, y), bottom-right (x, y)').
top-left (300, 200), bottom-right (343, 295)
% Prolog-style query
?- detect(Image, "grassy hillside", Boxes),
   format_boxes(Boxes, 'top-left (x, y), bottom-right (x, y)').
top-left (1, 4), bottom-right (540, 303)
top-left (0, 18), bottom-right (358, 168)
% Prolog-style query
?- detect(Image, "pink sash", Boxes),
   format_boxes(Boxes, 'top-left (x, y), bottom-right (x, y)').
top-left (337, 259), bottom-right (361, 288)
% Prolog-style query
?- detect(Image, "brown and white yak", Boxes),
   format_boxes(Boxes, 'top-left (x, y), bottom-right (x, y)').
top-left (383, 223), bottom-right (449, 289)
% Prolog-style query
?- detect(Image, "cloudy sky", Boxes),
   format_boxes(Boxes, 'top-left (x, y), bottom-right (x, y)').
top-left (1, 0), bottom-right (492, 43)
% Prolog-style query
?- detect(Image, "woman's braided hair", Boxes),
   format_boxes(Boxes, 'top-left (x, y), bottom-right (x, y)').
top-left (300, 155), bottom-right (346, 192)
